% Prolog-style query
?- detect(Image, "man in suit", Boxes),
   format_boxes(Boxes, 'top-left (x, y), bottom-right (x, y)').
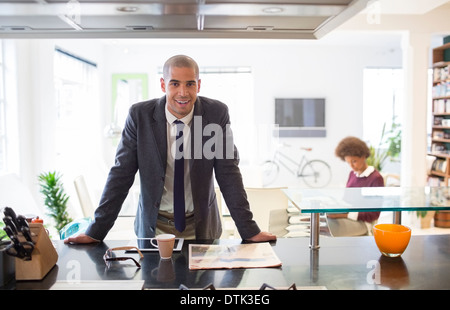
top-left (65, 55), bottom-right (276, 244)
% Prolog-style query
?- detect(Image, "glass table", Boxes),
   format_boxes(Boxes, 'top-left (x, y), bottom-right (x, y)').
top-left (282, 187), bottom-right (450, 249)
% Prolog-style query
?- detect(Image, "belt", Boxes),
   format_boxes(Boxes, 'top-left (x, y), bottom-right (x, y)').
top-left (157, 212), bottom-right (194, 226)
top-left (157, 214), bottom-right (175, 226)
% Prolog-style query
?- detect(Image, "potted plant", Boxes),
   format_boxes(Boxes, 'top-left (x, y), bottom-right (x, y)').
top-left (38, 171), bottom-right (73, 233)
top-left (367, 122), bottom-right (401, 172)
top-left (416, 210), bottom-right (436, 228)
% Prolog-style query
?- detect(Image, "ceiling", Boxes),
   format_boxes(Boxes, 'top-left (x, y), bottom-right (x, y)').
top-left (372, 0), bottom-right (449, 15)
top-left (0, 0), bottom-right (371, 39)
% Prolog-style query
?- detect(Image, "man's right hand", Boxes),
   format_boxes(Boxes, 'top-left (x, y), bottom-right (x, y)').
top-left (64, 233), bottom-right (99, 244)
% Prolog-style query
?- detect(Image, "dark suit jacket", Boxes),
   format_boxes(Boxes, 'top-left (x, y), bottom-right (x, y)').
top-left (85, 96), bottom-right (261, 240)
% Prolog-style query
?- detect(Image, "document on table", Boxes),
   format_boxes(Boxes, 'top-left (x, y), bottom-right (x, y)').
top-left (188, 242), bottom-right (282, 270)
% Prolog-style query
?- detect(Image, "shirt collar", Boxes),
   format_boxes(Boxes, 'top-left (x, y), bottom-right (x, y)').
top-left (354, 165), bottom-right (375, 178)
top-left (165, 103), bottom-right (194, 126)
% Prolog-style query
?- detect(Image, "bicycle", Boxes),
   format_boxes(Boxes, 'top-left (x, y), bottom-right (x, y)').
top-left (261, 143), bottom-right (332, 188)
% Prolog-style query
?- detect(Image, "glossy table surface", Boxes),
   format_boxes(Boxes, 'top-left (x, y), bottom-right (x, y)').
top-left (11, 234), bottom-right (450, 290)
top-left (282, 187), bottom-right (450, 213)
top-left (282, 187), bottom-right (450, 249)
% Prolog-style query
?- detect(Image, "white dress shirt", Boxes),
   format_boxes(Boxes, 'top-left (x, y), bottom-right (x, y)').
top-left (159, 105), bottom-right (194, 213)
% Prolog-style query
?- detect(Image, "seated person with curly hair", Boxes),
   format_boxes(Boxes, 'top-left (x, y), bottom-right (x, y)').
top-left (328, 136), bottom-right (384, 237)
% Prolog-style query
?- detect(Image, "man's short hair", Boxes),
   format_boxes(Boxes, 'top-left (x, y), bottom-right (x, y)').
top-left (163, 55), bottom-right (199, 80)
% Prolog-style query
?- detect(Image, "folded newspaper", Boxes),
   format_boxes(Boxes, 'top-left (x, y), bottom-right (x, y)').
top-left (189, 242), bottom-right (282, 270)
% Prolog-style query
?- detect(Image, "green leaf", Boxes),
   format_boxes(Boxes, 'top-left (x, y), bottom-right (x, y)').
top-left (37, 171), bottom-right (73, 234)
top-left (367, 121), bottom-right (402, 172)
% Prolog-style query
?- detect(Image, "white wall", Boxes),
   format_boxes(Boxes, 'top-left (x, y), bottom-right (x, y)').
top-left (9, 33), bottom-right (403, 216)
top-left (99, 36), bottom-right (402, 188)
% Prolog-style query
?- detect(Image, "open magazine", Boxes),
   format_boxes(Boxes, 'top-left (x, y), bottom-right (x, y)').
top-left (189, 242), bottom-right (282, 270)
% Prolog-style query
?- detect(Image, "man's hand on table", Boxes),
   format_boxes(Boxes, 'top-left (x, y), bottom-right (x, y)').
top-left (64, 233), bottom-right (99, 244)
top-left (246, 231), bottom-right (277, 242)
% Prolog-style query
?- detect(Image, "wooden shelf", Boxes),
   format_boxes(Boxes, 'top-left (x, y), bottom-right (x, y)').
top-left (433, 96), bottom-right (450, 100)
top-left (430, 170), bottom-right (447, 178)
top-left (432, 138), bottom-right (450, 143)
top-left (429, 41), bottom-right (450, 187)
top-left (433, 79), bottom-right (450, 85)
top-left (433, 61), bottom-right (450, 68)
top-left (432, 42), bottom-right (450, 64)
top-left (433, 112), bottom-right (450, 116)
top-left (432, 125), bottom-right (450, 129)
top-left (428, 152), bottom-right (450, 159)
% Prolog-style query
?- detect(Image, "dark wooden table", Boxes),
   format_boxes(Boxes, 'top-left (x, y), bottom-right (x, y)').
top-left (8, 234), bottom-right (450, 290)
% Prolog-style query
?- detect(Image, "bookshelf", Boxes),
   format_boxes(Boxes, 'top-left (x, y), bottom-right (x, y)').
top-left (429, 42), bottom-right (450, 186)
top-left (429, 41), bottom-right (450, 228)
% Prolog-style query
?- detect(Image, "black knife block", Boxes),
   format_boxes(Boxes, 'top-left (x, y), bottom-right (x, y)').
top-left (15, 223), bottom-right (58, 280)
top-left (0, 243), bottom-right (15, 286)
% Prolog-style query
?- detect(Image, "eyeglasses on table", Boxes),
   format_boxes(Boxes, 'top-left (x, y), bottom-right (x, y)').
top-left (103, 246), bottom-right (144, 268)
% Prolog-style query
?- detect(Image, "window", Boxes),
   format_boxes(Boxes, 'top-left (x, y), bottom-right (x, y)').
top-left (196, 67), bottom-right (254, 165)
top-left (363, 68), bottom-right (403, 148)
top-left (53, 48), bottom-right (100, 184)
top-left (0, 41), bottom-right (6, 173)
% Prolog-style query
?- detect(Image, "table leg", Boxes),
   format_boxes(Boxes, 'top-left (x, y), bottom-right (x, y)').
top-left (393, 211), bottom-right (402, 224)
top-left (309, 247), bottom-right (319, 283)
top-left (310, 213), bottom-right (320, 249)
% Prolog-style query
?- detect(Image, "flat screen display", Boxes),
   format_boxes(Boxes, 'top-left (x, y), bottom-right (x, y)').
top-left (275, 98), bottom-right (325, 128)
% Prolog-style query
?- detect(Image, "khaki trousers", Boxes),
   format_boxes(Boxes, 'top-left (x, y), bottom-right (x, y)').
top-left (156, 210), bottom-right (196, 239)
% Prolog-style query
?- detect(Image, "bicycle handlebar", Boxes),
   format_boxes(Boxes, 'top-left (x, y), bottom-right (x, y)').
top-left (279, 143), bottom-right (312, 151)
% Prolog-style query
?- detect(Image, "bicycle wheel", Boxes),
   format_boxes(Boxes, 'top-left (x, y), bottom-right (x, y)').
top-left (261, 160), bottom-right (279, 187)
top-left (300, 160), bottom-right (332, 188)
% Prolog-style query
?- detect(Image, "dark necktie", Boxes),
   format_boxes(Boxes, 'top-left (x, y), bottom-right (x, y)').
top-left (173, 120), bottom-right (185, 232)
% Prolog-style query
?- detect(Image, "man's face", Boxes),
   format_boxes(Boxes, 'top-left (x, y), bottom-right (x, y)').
top-left (160, 66), bottom-right (201, 119)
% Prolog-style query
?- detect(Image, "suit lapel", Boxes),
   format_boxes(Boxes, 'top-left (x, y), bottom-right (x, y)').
top-left (190, 98), bottom-right (204, 168)
top-left (152, 97), bottom-right (168, 171)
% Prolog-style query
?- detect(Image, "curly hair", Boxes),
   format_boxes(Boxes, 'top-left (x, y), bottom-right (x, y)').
top-left (335, 136), bottom-right (371, 161)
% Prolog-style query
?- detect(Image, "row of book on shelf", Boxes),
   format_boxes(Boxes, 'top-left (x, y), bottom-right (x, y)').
top-left (431, 157), bottom-right (448, 173)
top-left (433, 64), bottom-right (449, 83)
top-left (427, 154), bottom-right (447, 186)
top-left (432, 82), bottom-right (450, 98)
top-left (432, 130), bottom-right (450, 140)
top-left (428, 176), bottom-right (447, 187)
top-left (433, 99), bottom-right (450, 114)
top-left (430, 142), bottom-right (449, 153)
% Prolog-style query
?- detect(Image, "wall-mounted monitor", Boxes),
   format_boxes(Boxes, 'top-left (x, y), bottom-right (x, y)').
top-left (275, 98), bottom-right (326, 137)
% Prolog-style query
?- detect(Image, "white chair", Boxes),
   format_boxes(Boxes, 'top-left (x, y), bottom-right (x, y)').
top-left (73, 175), bottom-right (95, 218)
top-left (73, 175), bottom-right (137, 240)
top-left (381, 173), bottom-right (400, 187)
top-left (244, 187), bottom-right (289, 236)
top-left (216, 187), bottom-right (240, 239)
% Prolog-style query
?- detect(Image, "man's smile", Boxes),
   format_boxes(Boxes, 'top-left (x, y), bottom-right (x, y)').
top-left (176, 99), bottom-right (190, 105)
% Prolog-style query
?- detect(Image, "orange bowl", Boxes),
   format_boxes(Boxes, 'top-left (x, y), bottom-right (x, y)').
top-left (373, 224), bottom-right (411, 257)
